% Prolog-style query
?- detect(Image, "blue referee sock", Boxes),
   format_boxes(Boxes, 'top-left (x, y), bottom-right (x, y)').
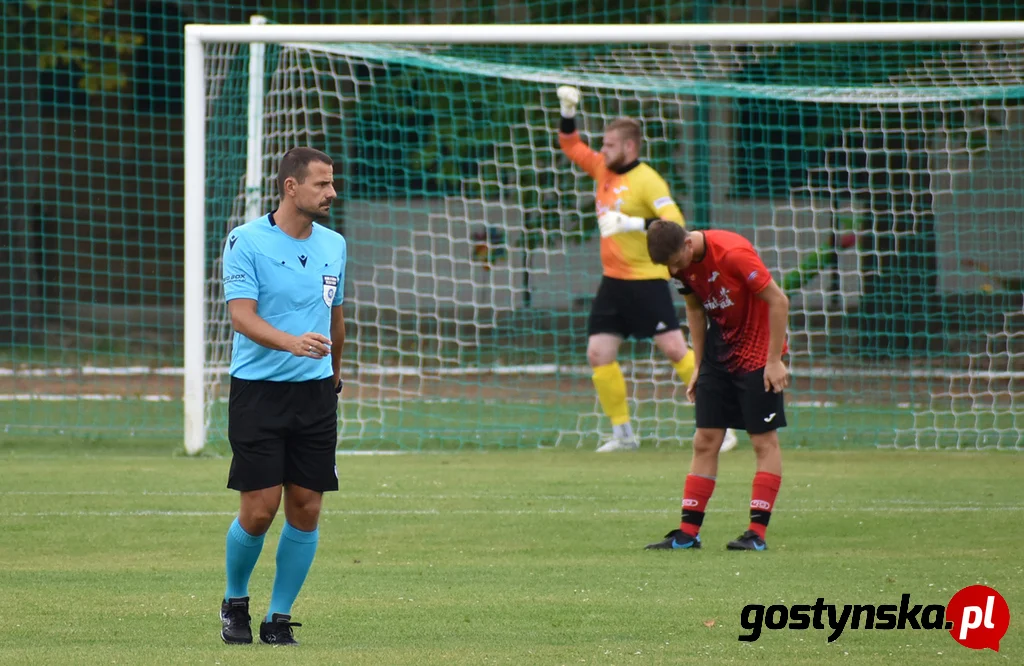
top-left (266, 521), bottom-right (320, 620)
top-left (225, 517), bottom-right (266, 600)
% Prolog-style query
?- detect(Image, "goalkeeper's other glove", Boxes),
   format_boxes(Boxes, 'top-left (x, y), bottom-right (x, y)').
top-left (598, 211), bottom-right (646, 238)
top-left (557, 85), bottom-right (580, 118)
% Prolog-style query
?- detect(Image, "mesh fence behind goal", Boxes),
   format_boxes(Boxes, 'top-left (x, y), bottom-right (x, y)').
top-left (199, 34), bottom-right (1023, 452)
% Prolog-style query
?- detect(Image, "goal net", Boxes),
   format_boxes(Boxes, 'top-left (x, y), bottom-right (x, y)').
top-left (189, 24), bottom-right (1024, 453)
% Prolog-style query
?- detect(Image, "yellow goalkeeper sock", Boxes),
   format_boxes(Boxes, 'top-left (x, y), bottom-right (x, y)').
top-left (592, 362), bottom-right (630, 426)
top-left (673, 350), bottom-right (696, 386)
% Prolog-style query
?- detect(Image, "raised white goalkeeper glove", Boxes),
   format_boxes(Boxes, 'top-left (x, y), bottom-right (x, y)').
top-left (556, 85), bottom-right (580, 118)
top-left (598, 211), bottom-right (646, 238)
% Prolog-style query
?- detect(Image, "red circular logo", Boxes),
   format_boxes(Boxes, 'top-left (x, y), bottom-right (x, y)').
top-left (946, 585), bottom-right (1010, 651)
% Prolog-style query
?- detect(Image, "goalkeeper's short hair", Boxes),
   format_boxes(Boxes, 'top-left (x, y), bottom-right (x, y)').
top-left (605, 117), bottom-right (643, 149)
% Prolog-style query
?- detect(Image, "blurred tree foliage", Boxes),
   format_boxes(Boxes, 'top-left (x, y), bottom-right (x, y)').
top-left (255, 0), bottom-right (695, 25)
top-left (6, 0), bottom-right (143, 96)
top-left (11, 0), bottom-right (1024, 220)
top-left (735, 0), bottom-right (1024, 197)
top-left (4, 0), bottom-right (197, 112)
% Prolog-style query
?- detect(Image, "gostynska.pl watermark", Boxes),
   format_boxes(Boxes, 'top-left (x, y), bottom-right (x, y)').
top-left (739, 585), bottom-right (1009, 652)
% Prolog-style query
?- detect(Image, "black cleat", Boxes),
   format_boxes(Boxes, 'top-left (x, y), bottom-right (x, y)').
top-left (726, 530), bottom-right (767, 551)
top-left (260, 613), bottom-right (302, 646)
top-left (645, 528), bottom-right (701, 550)
top-left (220, 597), bottom-right (253, 644)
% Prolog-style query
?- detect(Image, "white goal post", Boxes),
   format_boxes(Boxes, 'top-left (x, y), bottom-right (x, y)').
top-left (183, 21), bottom-right (1024, 455)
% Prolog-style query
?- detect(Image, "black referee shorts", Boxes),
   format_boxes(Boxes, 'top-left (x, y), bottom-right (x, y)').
top-left (587, 277), bottom-right (681, 339)
top-left (694, 363), bottom-right (787, 435)
top-left (226, 376), bottom-right (339, 493)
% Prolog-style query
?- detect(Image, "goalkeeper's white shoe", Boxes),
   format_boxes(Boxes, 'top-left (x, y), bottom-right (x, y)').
top-left (596, 437), bottom-right (639, 453)
top-left (720, 428), bottom-right (739, 453)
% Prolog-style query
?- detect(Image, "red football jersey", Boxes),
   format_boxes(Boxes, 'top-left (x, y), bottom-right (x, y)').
top-left (674, 230), bottom-right (784, 373)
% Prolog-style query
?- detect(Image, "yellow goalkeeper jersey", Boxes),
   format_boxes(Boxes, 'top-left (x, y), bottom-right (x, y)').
top-left (560, 130), bottom-right (685, 280)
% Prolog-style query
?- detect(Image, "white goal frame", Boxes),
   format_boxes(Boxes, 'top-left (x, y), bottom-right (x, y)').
top-left (182, 20), bottom-right (1024, 455)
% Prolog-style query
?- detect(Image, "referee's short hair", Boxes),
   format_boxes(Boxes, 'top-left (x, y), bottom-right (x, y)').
top-left (647, 220), bottom-right (688, 265)
top-left (277, 147), bottom-right (334, 194)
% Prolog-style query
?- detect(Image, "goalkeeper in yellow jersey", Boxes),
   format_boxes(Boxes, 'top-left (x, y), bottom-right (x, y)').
top-left (556, 85), bottom-right (737, 452)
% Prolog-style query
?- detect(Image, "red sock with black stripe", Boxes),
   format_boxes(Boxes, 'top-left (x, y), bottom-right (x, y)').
top-left (748, 472), bottom-right (782, 539)
top-left (680, 474), bottom-right (716, 537)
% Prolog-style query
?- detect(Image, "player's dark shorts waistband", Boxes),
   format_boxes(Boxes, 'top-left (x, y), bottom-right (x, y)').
top-left (599, 276), bottom-right (668, 285)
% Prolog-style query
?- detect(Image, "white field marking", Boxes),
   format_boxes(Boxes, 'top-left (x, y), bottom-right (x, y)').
top-left (0, 394), bottom-right (175, 402)
top-left (0, 491), bottom-right (1017, 508)
top-left (2, 505), bottom-right (1023, 519)
top-left (2, 364), bottom-right (1020, 380)
top-left (0, 393), bottom-right (840, 410)
top-left (0, 490), bottom-right (1011, 505)
top-left (0, 490), bottom-right (224, 496)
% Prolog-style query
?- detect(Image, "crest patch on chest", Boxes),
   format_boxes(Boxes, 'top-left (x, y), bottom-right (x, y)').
top-left (322, 275), bottom-right (338, 307)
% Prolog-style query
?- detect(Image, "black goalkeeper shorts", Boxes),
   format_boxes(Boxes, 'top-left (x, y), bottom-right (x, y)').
top-left (694, 363), bottom-right (787, 435)
top-left (587, 276), bottom-right (681, 339)
top-left (226, 376), bottom-right (339, 492)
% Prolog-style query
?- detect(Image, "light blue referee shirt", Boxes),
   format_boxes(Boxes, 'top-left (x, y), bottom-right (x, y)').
top-left (222, 212), bottom-right (347, 382)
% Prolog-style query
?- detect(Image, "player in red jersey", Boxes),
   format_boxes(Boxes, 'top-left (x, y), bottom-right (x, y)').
top-left (640, 221), bottom-right (790, 551)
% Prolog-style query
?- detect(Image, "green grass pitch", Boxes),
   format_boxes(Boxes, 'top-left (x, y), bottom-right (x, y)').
top-left (1, 443), bottom-right (1021, 664)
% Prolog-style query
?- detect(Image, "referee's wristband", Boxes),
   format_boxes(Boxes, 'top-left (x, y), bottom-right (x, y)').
top-left (335, 379), bottom-right (344, 394)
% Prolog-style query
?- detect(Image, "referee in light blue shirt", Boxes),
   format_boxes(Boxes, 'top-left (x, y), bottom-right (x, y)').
top-left (218, 147), bottom-right (347, 647)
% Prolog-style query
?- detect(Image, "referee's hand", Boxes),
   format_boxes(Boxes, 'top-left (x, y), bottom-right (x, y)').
top-left (290, 332), bottom-right (332, 359)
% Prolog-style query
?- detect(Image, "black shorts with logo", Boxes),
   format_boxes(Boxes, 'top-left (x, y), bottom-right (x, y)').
top-left (587, 276), bottom-right (681, 339)
top-left (694, 362), bottom-right (787, 434)
top-left (227, 376), bottom-right (339, 492)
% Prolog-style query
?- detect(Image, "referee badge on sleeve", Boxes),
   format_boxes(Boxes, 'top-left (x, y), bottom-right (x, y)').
top-left (322, 275), bottom-right (338, 307)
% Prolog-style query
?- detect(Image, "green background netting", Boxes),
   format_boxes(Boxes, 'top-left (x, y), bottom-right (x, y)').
top-left (1, 1), bottom-right (1022, 450)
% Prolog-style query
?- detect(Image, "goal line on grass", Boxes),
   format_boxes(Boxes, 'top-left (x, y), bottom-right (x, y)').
top-left (1, 364), bottom-right (1019, 380)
